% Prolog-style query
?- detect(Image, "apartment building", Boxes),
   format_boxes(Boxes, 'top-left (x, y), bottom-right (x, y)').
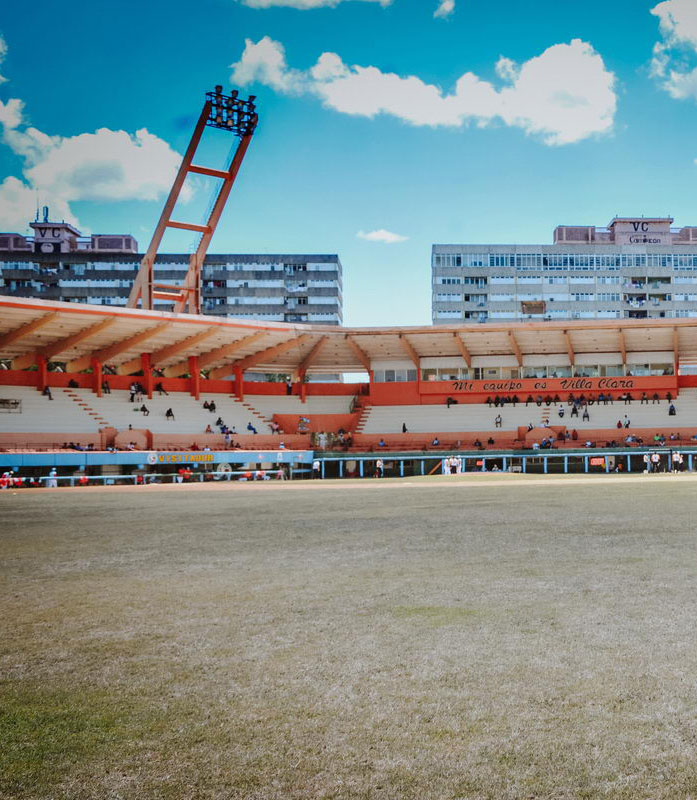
top-left (432, 217), bottom-right (697, 324)
top-left (0, 214), bottom-right (343, 324)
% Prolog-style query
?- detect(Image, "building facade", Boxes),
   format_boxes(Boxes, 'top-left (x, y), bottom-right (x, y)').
top-left (0, 217), bottom-right (343, 325)
top-left (432, 217), bottom-right (697, 325)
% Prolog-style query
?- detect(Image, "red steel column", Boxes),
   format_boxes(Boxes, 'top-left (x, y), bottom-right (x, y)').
top-left (189, 355), bottom-right (200, 400)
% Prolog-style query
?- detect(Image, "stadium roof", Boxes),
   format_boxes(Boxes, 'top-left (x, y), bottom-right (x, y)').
top-left (1, 297), bottom-right (696, 376)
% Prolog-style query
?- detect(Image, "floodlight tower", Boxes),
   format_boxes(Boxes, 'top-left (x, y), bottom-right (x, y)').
top-left (127, 85), bottom-right (258, 314)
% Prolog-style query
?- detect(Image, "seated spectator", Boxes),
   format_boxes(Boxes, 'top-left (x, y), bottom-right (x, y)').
top-left (270, 421), bottom-right (280, 433)
top-left (557, 406), bottom-right (565, 418)
top-left (525, 394), bottom-right (534, 406)
top-left (446, 396), bottom-right (458, 408)
top-left (378, 438), bottom-right (387, 447)
top-left (494, 414), bottom-right (502, 428)
top-left (279, 441), bottom-right (286, 449)
top-left (571, 429), bottom-right (578, 441)
top-left (432, 436), bottom-right (440, 446)
top-left (486, 396), bottom-right (493, 407)
top-left (68, 378), bottom-right (79, 388)
top-left (102, 379), bottom-right (111, 394)
top-left (669, 403), bottom-right (677, 416)
top-left (487, 437), bottom-right (495, 446)
top-left (473, 438), bottom-right (482, 448)
top-left (512, 395), bottom-right (520, 406)
top-left (653, 393), bottom-right (660, 404)
top-left (203, 400), bottom-right (210, 410)
top-left (140, 404), bottom-right (150, 416)
top-left (247, 422), bottom-right (258, 434)
top-left (209, 401), bottom-right (216, 413)
top-left (205, 424), bottom-right (213, 434)
top-left (165, 408), bottom-right (174, 420)
top-left (42, 386), bottom-right (52, 400)
top-left (155, 382), bottom-right (168, 396)
top-left (527, 422), bottom-right (534, 432)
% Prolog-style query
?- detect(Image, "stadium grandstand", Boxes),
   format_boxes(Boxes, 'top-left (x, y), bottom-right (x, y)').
top-left (3, 295), bottom-right (697, 480)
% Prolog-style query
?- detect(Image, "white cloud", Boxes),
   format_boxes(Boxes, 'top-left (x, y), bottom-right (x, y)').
top-left (0, 41), bottom-right (187, 232)
top-left (651, 0), bottom-right (697, 99)
top-left (434, 0), bottom-right (454, 18)
top-left (0, 35), bottom-right (7, 84)
top-left (231, 36), bottom-right (616, 145)
top-left (240, 0), bottom-right (452, 17)
top-left (241, 0), bottom-right (389, 7)
top-left (357, 228), bottom-right (408, 243)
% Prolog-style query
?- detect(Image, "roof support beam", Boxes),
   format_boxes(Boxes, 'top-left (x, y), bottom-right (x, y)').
top-left (12, 317), bottom-right (117, 370)
top-left (200, 332), bottom-right (268, 370)
top-left (119, 327), bottom-right (219, 375)
top-left (618, 329), bottom-right (627, 364)
top-left (345, 335), bottom-right (371, 372)
top-left (452, 333), bottom-right (472, 368)
top-left (563, 329), bottom-right (575, 366)
top-left (209, 334), bottom-right (313, 379)
top-left (398, 333), bottom-right (420, 368)
top-left (508, 330), bottom-right (523, 366)
top-left (0, 312), bottom-right (58, 353)
top-left (297, 336), bottom-right (327, 374)
top-left (67, 323), bottom-right (171, 373)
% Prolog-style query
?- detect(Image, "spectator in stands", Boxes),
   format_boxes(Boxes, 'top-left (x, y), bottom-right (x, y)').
top-left (669, 403), bottom-right (677, 416)
top-left (155, 382), bottom-right (168, 396)
top-left (42, 386), bottom-right (52, 400)
top-left (215, 416), bottom-right (223, 426)
top-left (140, 404), bottom-right (150, 416)
top-left (286, 379), bottom-right (293, 396)
top-left (571, 429), bottom-right (578, 441)
top-left (527, 422), bottom-right (534, 432)
top-left (616, 419), bottom-right (622, 429)
top-left (667, 391), bottom-right (673, 403)
top-left (486, 396), bottom-right (493, 407)
top-left (432, 436), bottom-right (440, 446)
top-left (557, 405), bottom-right (565, 418)
top-left (378, 437), bottom-right (386, 448)
top-left (487, 436), bottom-right (495, 446)
top-left (653, 393), bottom-right (660, 404)
top-left (641, 392), bottom-right (649, 404)
top-left (165, 408), bottom-right (175, 421)
top-left (247, 422), bottom-right (258, 434)
top-left (570, 404), bottom-right (579, 417)
top-left (473, 438), bottom-right (482, 448)
top-left (312, 459), bottom-right (321, 478)
top-left (402, 422), bottom-right (408, 433)
top-left (512, 395), bottom-right (520, 406)
top-left (446, 396), bottom-right (458, 408)
top-left (129, 382), bottom-right (137, 403)
top-left (624, 415), bottom-right (631, 428)
top-left (623, 393), bottom-right (633, 405)
top-left (203, 401), bottom-right (210, 410)
top-left (102, 379), bottom-right (111, 394)
top-left (68, 378), bottom-right (79, 388)
top-left (375, 459), bottom-right (384, 478)
top-left (582, 407), bottom-right (590, 422)
top-left (205, 424), bottom-right (213, 433)
top-left (525, 395), bottom-right (534, 406)
top-left (209, 401), bottom-right (216, 413)
top-left (494, 414), bottom-right (502, 428)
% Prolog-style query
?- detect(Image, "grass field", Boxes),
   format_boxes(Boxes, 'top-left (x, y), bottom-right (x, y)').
top-left (3, 474), bottom-right (697, 799)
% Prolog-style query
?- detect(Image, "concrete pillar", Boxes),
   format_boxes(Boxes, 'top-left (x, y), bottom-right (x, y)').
top-left (91, 358), bottom-right (102, 397)
top-left (188, 355), bottom-right (200, 400)
top-left (141, 353), bottom-right (153, 399)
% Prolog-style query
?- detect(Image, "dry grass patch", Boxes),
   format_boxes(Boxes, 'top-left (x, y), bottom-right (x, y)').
top-left (2, 478), bottom-right (697, 798)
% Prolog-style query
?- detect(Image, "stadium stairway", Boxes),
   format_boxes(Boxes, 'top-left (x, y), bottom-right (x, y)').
top-left (69, 389), bottom-right (274, 435)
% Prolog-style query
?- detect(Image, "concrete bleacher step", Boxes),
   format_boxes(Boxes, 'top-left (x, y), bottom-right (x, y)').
top-left (64, 389), bottom-right (111, 429)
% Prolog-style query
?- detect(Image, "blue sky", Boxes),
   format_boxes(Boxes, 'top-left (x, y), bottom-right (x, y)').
top-left (1, 0), bottom-right (697, 325)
